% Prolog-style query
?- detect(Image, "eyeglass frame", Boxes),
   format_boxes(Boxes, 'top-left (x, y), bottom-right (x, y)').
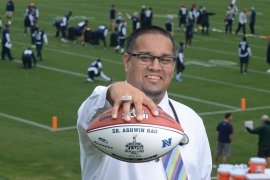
top-left (127, 53), bottom-right (176, 68)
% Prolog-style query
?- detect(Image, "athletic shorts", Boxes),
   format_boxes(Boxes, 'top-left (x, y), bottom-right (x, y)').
top-left (179, 17), bottom-right (186, 24)
top-left (74, 28), bottom-right (82, 37)
top-left (165, 22), bottom-right (173, 32)
top-left (177, 60), bottom-right (185, 71)
top-left (185, 33), bottom-right (193, 39)
top-left (240, 56), bottom-right (249, 64)
top-left (216, 142), bottom-right (231, 157)
top-left (258, 148), bottom-right (270, 158)
top-left (5, 11), bottom-right (13, 17)
top-left (24, 18), bottom-right (31, 27)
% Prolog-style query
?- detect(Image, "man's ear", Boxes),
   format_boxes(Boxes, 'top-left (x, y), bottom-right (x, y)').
top-left (123, 53), bottom-right (131, 72)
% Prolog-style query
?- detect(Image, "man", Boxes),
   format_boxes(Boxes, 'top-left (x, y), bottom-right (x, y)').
top-left (195, 6), bottom-right (204, 31)
top-left (74, 20), bottom-right (88, 46)
top-left (267, 36), bottom-right (270, 73)
top-left (60, 11), bottom-right (72, 43)
top-left (177, 4), bottom-right (188, 32)
top-left (5, 0), bottom-right (14, 25)
top-left (140, 5), bottom-right (146, 28)
top-left (115, 20), bottom-right (126, 54)
top-left (77, 25), bottom-right (212, 180)
top-left (176, 42), bottom-right (185, 82)
top-left (185, 19), bottom-right (193, 48)
top-left (24, 6), bottom-right (32, 36)
top-left (30, 3), bottom-right (39, 19)
top-left (225, 6), bottom-right (234, 34)
top-left (110, 5), bottom-right (116, 31)
top-left (245, 115), bottom-right (270, 168)
top-left (165, 11), bottom-right (174, 37)
top-left (34, 27), bottom-right (48, 61)
top-left (144, 7), bottom-right (153, 27)
top-left (235, 8), bottom-right (247, 36)
top-left (249, 7), bottom-right (256, 35)
top-left (238, 37), bottom-right (252, 74)
top-left (115, 12), bottom-right (123, 28)
top-left (22, 47), bottom-right (36, 68)
top-left (90, 25), bottom-right (108, 50)
top-left (201, 7), bottom-right (215, 35)
top-left (213, 113), bottom-right (233, 168)
top-left (230, 0), bottom-right (238, 24)
top-left (52, 19), bottom-right (62, 37)
top-left (84, 59), bottom-right (114, 83)
top-left (126, 12), bottom-right (140, 31)
top-left (1, 24), bottom-right (13, 60)
top-left (189, 3), bottom-right (197, 32)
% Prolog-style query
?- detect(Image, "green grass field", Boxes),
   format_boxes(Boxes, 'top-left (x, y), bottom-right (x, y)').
top-left (0, 0), bottom-right (270, 179)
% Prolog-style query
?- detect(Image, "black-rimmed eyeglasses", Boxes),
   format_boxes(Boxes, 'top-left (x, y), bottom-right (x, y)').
top-left (128, 53), bottom-right (176, 68)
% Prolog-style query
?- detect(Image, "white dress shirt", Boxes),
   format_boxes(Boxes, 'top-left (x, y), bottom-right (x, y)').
top-left (77, 86), bottom-right (212, 180)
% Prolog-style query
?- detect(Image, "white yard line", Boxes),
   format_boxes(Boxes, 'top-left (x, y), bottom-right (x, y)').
top-left (198, 106), bottom-right (270, 116)
top-left (0, 112), bottom-right (52, 131)
top-left (183, 74), bottom-right (270, 94)
top-left (168, 93), bottom-right (239, 110)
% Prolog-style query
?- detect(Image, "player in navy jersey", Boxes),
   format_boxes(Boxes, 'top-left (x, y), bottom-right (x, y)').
top-left (52, 19), bottom-right (62, 37)
top-left (34, 27), bottom-right (48, 61)
top-left (185, 19), bottom-right (193, 48)
top-left (91, 25), bottom-right (108, 50)
top-left (196, 6), bottom-right (204, 32)
top-left (24, 6), bottom-right (31, 36)
top-left (5, 0), bottom-right (15, 25)
top-left (115, 20), bottom-right (126, 54)
top-left (189, 3), bottom-right (197, 32)
top-left (176, 42), bottom-right (185, 82)
top-left (85, 59), bottom-right (114, 83)
top-left (60, 11), bottom-right (72, 43)
top-left (126, 12), bottom-right (140, 31)
top-left (140, 5), bottom-right (146, 27)
top-left (177, 4), bottom-right (187, 31)
top-left (266, 36), bottom-right (270, 73)
top-left (22, 47), bottom-right (36, 68)
top-left (110, 5), bottom-right (116, 31)
top-left (30, 3), bottom-right (39, 19)
top-left (238, 37), bottom-right (252, 74)
top-left (74, 20), bottom-right (88, 46)
top-left (115, 12), bottom-right (123, 29)
top-left (144, 7), bottom-right (153, 26)
top-left (1, 24), bottom-right (13, 60)
top-left (249, 7), bottom-right (256, 35)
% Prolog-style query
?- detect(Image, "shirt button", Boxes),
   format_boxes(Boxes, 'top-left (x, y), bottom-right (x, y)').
top-left (155, 158), bottom-right (159, 162)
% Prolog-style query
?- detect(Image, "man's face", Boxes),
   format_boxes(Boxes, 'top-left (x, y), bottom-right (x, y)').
top-left (123, 34), bottom-right (175, 103)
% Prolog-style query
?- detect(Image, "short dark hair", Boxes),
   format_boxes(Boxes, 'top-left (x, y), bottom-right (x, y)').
top-left (225, 113), bottom-right (232, 119)
top-left (126, 25), bottom-right (175, 54)
top-left (243, 37), bottom-right (246, 41)
top-left (180, 42), bottom-right (184, 47)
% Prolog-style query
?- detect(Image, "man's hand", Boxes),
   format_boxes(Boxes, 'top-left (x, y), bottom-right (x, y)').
top-left (107, 82), bottom-right (159, 122)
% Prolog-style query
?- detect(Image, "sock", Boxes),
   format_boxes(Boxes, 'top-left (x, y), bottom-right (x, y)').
top-left (121, 48), bottom-right (124, 54)
top-left (100, 72), bottom-right (111, 81)
top-left (115, 45), bottom-right (120, 50)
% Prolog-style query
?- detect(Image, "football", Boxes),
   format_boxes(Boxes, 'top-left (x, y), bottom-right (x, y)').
top-left (87, 104), bottom-right (185, 163)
